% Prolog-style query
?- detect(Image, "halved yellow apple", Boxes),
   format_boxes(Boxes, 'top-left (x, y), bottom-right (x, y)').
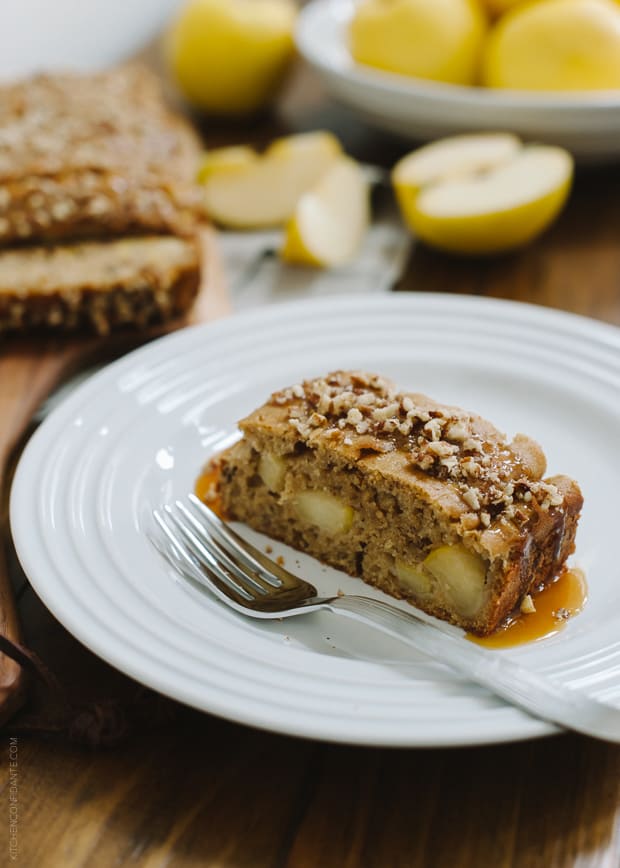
top-left (393, 133), bottom-right (521, 197)
top-left (393, 135), bottom-right (573, 255)
top-left (201, 132), bottom-right (343, 228)
top-left (280, 156), bottom-right (370, 267)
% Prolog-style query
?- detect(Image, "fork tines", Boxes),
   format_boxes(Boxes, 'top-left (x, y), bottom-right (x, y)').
top-left (153, 500), bottom-right (280, 607)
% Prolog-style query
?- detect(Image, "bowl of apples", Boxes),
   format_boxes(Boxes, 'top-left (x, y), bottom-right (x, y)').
top-left (296, 0), bottom-right (620, 160)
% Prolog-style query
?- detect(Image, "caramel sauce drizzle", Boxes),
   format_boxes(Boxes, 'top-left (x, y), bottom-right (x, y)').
top-left (194, 462), bottom-right (226, 520)
top-left (468, 567), bottom-right (588, 649)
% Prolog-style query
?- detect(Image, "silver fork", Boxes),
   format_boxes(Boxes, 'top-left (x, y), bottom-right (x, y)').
top-left (150, 494), bottom-right (620, 743)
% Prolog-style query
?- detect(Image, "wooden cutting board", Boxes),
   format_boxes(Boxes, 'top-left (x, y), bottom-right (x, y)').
top-left (0, 226), bottom-right (230, 726)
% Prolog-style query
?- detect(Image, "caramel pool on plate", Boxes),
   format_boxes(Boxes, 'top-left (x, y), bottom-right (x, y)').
top-left (195, 462), bottom-right (226, 520)
top-left (469, 568), bottom-right (587, 649)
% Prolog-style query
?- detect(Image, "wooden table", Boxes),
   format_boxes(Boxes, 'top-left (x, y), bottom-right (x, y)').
top-left (2, 62), bottom-right (620, 868)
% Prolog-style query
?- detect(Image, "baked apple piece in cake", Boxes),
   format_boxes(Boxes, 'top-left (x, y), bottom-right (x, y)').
top-left (216, 371), bottom-right (583, 636)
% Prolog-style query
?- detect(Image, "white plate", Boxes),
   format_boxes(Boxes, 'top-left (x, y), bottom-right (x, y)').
top-left (296, 0), bottom-right (620, 160)
top-left (10, 294), bottom-right (620, 747)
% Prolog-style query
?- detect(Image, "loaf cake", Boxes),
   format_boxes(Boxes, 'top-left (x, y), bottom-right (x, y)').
top-left (0, 236), bottom-right (201, 335)
top-left (0, 64), bottom-right (205, 334)
top-left (0, 64), bottom-right (204, 246)
top-left (216, 371), bottom-right (583, 636)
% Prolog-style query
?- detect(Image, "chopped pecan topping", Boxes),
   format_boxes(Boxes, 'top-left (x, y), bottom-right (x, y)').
top-left (272, 371), bottom-right (563, 526)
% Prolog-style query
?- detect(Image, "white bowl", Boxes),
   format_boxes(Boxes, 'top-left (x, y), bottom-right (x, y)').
top-left (0, 0), bottom-right (182, 81)
top-left (296, 0), bottom-right (620, 161)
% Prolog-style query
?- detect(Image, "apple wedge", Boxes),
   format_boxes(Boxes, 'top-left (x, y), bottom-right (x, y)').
top-left (258, 451), bottom-right (286, 493)
top-left (423, 544), bottom-right (487, 617)
top-left (197, 146), bottom-right (258, 183)
top-left (294, 491), bottom-right (355, 535)
top-left (201, 131), bottom-right (342, 228)
top-left (393, 135), bottom-right (574, 255)
top-left (280, 156), bottom-right (370, 267)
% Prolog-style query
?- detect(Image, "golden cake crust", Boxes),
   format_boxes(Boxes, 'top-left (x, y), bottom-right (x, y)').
top-left (0, 64), bottom-right (205, 245)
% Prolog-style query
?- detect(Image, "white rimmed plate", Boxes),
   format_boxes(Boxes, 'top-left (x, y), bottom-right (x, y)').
top-left (10, 294), bottom-right (620, 747)
top-left (296, 0), bottom-right (620, 160)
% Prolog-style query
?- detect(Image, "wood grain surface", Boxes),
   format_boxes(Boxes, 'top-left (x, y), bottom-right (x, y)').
top-left (1, 57), bottom-right (619, 868)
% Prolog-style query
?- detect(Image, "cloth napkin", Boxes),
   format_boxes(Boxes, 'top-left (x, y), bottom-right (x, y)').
top-left (217, 193), bottom-right (412, 310)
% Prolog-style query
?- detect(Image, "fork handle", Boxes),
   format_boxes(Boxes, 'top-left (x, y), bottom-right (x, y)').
top-left (328, 596), bottom-right (620, 743)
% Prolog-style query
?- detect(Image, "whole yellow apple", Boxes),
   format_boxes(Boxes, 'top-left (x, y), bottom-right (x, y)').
top-left (166, 0), bottom-right (297, 116)
top-left (349, 0), bottom-right (487, 86)
top-left (479, 0), bottom-right (527, 16)
top-left (483, 0), bottom-right (620, 90)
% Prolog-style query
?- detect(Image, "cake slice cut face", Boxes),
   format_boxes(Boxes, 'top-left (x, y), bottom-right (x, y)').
top-left (217, 371), bottom-right (583, 636)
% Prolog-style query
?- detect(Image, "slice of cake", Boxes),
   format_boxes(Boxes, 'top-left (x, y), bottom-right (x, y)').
top-left (216, 371), bottom-right (583, 636)
top-left (0, 235), bottom-right (200, 335)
